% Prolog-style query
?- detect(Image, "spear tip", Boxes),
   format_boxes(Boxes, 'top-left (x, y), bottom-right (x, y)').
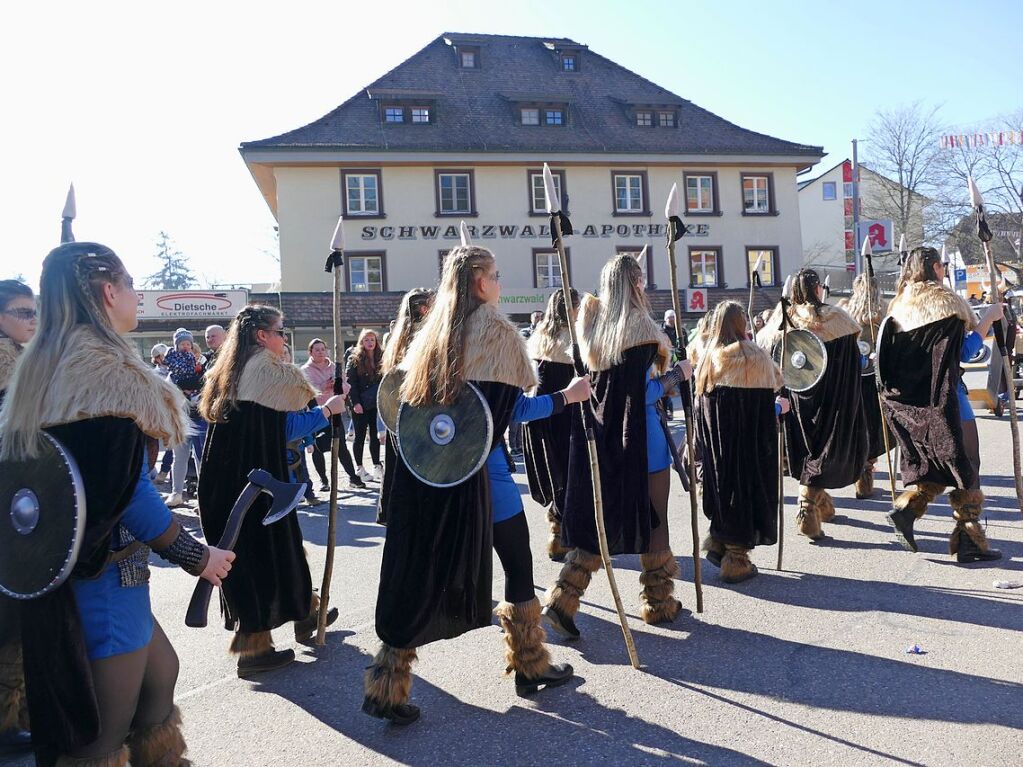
top-left (330, 215), bottom-right (345, 251)
top-left (968, 175), bottom-right (984, 209)
top-left (664, 183), bottom-right (680, 219)
top-left (542, 163), bottom-right (560, 214)
top-left (62, 183), bottom-right (76, 220)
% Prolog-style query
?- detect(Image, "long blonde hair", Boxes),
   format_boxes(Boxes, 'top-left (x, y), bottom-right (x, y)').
top-left (200, 305), bottom-right (282, 423)
top-left (401, 246), bottom-right (494, 406)
top-left (382, 287), bottom-right (434, 374)
top-left (695, 300), bottom-right (751, 395)
top-left (532, 287), bottom-right (578, 345)
top-left (1, 243), bottom-right (133, 459)
top-left (582, 254), bottom-right (650, 367)
top-left (845, 273), bottom-right (882, 326)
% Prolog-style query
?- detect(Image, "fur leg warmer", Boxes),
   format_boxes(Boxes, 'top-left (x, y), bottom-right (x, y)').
top-left (228, 631), bottom-right (273, 659)
top-left (126, 705), bottom-right (190, 767)
top-left (895, 482), bottom-right (945, 520)
top-left (701, 534), bottom-right (725, 561)
top-left (797, 486), bottom-right (824, 540)
top-left (854, 460), bottom-right (876, 499)
top-left (55, 748), bottom-right (131, 767)
top-left (363, 644), bottom-right (417, 708)
top-left (494, 598), bottom-right (551, 680)
top-left (0, 639), bottom-right (25, 734)
top-left (546, 509), bottom-right (571, 561)
top-left (816, 489), bottom-right (836, 523)
top-left (720, 545), bottom-right (757, 584)
top-left (638, 550), bottom-right (682, 624)
top-left (949, 489), bottom-right (990, 554)
top-left (544, 548), bottom-right (602, 620)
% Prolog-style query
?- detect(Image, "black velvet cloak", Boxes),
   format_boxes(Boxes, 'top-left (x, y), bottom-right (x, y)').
top-left (0, 338), bottom-right (21, 648)
top-left (374, 303), bottom-right (539, 649)
top-left (198, 350), bottom-right (316, 634)
top-left (695, 340), bottom-right (783, 549)
top-left (860, 371), bottom-right (887, 460)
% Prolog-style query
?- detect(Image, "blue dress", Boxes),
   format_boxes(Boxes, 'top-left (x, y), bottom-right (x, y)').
top-left (958, 331), bottom-right (983, 421)
top-left (489, 392), bottom-right (556, 523)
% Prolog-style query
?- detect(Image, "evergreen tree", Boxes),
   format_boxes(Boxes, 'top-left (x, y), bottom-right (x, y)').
top-left (145, 231), bottom-right (195, 290)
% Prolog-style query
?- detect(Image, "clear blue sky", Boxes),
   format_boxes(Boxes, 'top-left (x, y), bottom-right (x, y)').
top-left (2, 0), bottom-right (1018, 288)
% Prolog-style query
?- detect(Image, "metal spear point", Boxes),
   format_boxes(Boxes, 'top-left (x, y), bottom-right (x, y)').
top-left (61, 183), bottom-right (76, 244)
top-left (459, 220), bottom-right (473, 247)
top-left (542, 162), bottom-right (640, 669)
top-left (968, 176), bottom-right (1023, 515)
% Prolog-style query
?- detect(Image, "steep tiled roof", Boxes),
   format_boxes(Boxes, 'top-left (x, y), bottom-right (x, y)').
top-left (241, 33), bottom-right (821, 158)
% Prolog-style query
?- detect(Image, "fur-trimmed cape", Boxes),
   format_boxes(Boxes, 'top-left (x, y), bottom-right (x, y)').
top-left (697, 340), bottom-right (783, 394)
top-left (236, 350), bottom-right (316, 412)
top-left (462, 303), bottom-right (538, 388)
top-left (0, 337), bottom-right (18, 394)
top-left (757, 302), bottom-right (861, 350)
top-left (528, 327), bottom-right (574, 366)
top-left (887, 280), bottom-right (976, 332)
top-left (577, 294), bottom-right (671, 373)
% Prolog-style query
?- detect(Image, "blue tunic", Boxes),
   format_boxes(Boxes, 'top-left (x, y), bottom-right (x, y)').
top-left (958, 330), bottom-right (983, 421)
top-left (489, 392), bottom-right (555, 523)
top-left (645, 376), bottom-right (673, 474)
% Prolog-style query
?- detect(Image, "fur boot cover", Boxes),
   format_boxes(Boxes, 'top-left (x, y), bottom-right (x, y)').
top-left (363, 644), bottom-right (418, 708)
top-left (817, 489), bottom-right (836, 523)
top-left (895, 482), bottom-right (945, 520)
top-left (0, 639), bottom-right (25, 733)
top-left (494, 598), bottom-right (551, 679)
top-left (949, 489), bottom-right (990, 554)
top-left (544, 548), bottom-right (602, 619)
top-left (887, 280), bottom-right (976, 332)
top-left (638, 550), bottom-right (682, 624)
top-left (528, 327), bottom-right (573, 366)
top-left (546, 509), bottom-right (571, 561)
top-left (0, 337), bottom-right (19, 392)
top-left (757, 302), bottom-right (861, 351)
top-left (577, 293), bottom-right (671, 373)
top-left (720, 545), bottom-right (756, 584)
top-left (854, 460), bottom-right (876, 499)
top-left (55, 748), bottom-right (131, 767)
top-left (127, 705), bottom-right (190, 767)
top-left (701, 534), bottom-right (725, 561)
top-left (228, 630), bottom-right (273, 658)
top-left (797, 486), bottom-right (824, 539)
top-left (236, 349), bottom-right (316, 413)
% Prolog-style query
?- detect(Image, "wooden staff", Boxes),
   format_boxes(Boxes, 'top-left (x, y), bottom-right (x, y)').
top-left (664, 183), bottom-right (703, 613)
top-left (544, 164), bottom-right (639, 669)
top-left (316, 217), bottom-right (346, 644)
top-left (775, 278), bottom-right (792, 571)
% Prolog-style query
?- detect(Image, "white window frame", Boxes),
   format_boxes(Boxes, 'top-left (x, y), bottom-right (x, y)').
top-left (521, 108), bottom-right (540, 126)
top-left (344, 174), bottom-right (379, 216)
top-left (411, 107), bottom-right (431, 124)
top-left (636, 111), bottom-right (653, 127)
top-left (383, 106), bottom-right (404, 124)
top-left (743, 175), bottom-right (770, 214)
top-left (822, 181), bottom-right (837, 200)
top-left (689, 249), bottom-right (719, 287)
top-left (561, 54), bottom-right (576, 71)
top-left (530, 171), bottom-right (561, 214)
top-left (535, 251), bottom-right (563, 289)
top-left (460, 51), bottom-right (476, 68)
top-left (658, 111), bottom-right (675, 127)
top-left (686, 175), bottom-right (714, 213)
top-left (614, 174), bottom-right (644, 213)
top-left (438, 173), bottom-right (472, 214)
top-left (348, 255), bottom-right (384, 292)
top-left (747, 249), bottom-right (776, 286)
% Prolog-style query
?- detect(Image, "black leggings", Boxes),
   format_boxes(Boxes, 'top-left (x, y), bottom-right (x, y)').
top-left (68, 620), bottom-right (178, 758)
top-left (353, 409), bottom-right (381, 466)
top-left (961, 418), bottom-right (982, 490)
top-left (309, 434), bottom-right (359, 483)
top-left (493, 512), bottom-right (535, 604)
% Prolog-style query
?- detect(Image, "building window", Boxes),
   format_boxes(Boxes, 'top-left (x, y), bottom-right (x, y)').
top-left (435, 170), bottom-right (475, 216)
top-left (521, 108), bottom-right (540, 126)
top-left (342, 171), bottom-right (383, 217)
top-left (459, 48), bottom-right (479, 68)
top-left (384, 106), bottom-right (404, 124)
top-left (689, 248), bottom-right (720, 287)
top-left (658, 111), bottom-right (676, 127)
top-left (347, 254), bottom-right (385, 292)
top-left (843, 182), bottom-right (854, 199)
top-left (612, 172), bottom-right (646, 214)
top-left (742, 174), bottom-right (771, 214)
top-left (684, 173), bottom-right (717, 214)
top-left (561, 54), bottom-right (576, 71)
top-left (528, 169), bottom-right (565, 215)
top-left (411, 107), bottom-right (431, 124)
top-left (822, 181), bottom-right (837, 200)
top-left (534, 250), bottom-right (563, 289)
top-left (746, 248), bottom-right (777, 286)
top-left (636, 111), bottom-right (653, 127)
top-left (545, 109), bottom-right (564, 126)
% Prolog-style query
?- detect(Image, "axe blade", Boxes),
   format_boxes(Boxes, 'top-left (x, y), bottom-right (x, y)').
top-left (243, 468), bottom-right (306, 525)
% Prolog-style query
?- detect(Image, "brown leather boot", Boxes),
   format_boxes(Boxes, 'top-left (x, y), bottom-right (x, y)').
top-left (887, 481), bottom-right (944, 553)
top-left (546, 509), bottom-right (571, 563)
top-left (949, 489), bottom-right (1002, 563)
top-left (720, 544), bottom-right (758, 584)
top-left (126, 706), bottom-right (190, 767)
top-left (638, 550), bottom-right (682, 624)
top-left (854, 460), bottom-right (876, 499)
top-left (797, 486), bottom-right (825, 540)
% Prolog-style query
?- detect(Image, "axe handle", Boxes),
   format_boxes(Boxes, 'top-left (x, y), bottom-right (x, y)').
top-left (184, 482), bottom-right (262, 629)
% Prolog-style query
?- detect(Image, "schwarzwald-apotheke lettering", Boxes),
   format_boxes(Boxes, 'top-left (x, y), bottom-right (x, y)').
top-left (360, 222), bottom-right (711, 240)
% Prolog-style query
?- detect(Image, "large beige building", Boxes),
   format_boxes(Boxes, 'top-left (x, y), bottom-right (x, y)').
top-left (240, 33), bottom-right (823, 348)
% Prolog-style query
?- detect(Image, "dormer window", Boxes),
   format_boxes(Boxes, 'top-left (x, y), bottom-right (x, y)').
top-left (658, 111), bottom-right (676, 128)
top-left (384, 107), bottom-right (404, 124)
top-left (560, 54), bottom-right (577, 71)
top-left (545, 109), bottom-right (564, 126)
top-left (460, 49), bottom-right (478, 68)
top-left (521, 108), bottom-right (540, 126)
top-left (636, 111), bottom-right (653, 127)
top-left (411, 107), bottom-right (431, 124)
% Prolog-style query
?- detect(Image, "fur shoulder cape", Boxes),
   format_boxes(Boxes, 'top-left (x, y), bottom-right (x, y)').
top-left (462, 303), bottom-right (538, 389)
top-left (887, 281), bottom-right (976, 332)
top-left (37, 326), bottom-right (191, 445)
top-left (698, 339), bottom-right (783, 393)
top-left (236, 350), bottom-right (316, 412)
top-left (0, 337), bottom-right (19, 392)
top-left (528, 327), bottom-right (573, 365)
top-left (577, 293), bottom-right (671, 372)
top-left (757, 302), bottom-right (861, 350)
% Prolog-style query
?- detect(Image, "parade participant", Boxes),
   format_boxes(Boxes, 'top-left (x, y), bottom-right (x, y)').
top-left (199, 305), bottom-right (344, 676)
top-left (543, 255), bottom-right (691, 640)
top-left (757, 269), bottom-right (867, 540)
top-left (0, 244), bottom-right (234, 766)
top-left (301, 338), bottom-right (364, 491)
top-left (346, 329), bottom-right (384, 482)
top-left (0, 279), bottom-right (36, 754)
top-left (522, 288), bottom-right (578, 562)
top-left (363, 246), bottom-right (589, 725)
top-left (376, 287), bottom-right (433, 525)
top-left (838, 273), bottom-right (888, 498)
top-left (695, 301), bottom-right (786, 583)
top-left (881, 247), bottom-right (1005, 563)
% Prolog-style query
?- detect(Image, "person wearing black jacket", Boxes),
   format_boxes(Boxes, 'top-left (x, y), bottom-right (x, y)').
top-left (347, 328), bottom-right (384, 482)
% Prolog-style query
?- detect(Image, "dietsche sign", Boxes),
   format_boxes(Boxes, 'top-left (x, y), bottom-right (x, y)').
top-left (136, 290), bottom-right (249, 320)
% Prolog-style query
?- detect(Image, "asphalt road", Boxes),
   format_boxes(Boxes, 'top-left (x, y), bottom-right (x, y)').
top-left (5, 414), bottom-right (1023, 766)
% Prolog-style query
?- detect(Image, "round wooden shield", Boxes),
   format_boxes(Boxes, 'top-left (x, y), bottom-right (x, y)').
top-left (377, 368), bottom-right (405, 434)
top-left (0, 432), bottom-right (86, 599)
top-left (858, 325), bottom-right (876, 377)
top-left (772, 328), bottom-right (828, 392)
top-left (395, 383), bottom-right (494, 488)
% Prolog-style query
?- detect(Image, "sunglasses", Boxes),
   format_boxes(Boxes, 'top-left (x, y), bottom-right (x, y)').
top-left (268, 328), bottom-right (288, 337)
top-left (2, 308), bottom-right (37, 321)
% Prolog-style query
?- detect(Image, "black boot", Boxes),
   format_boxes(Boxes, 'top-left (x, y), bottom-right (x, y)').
top-left (540, 605), bottom-right (580, 641)
top-left (361, 698), bottom-right (421, 725)
top-left (956, 534), bottom-right (1002, 563)
top-left (515, 663), bottom-right (574, 697)
top-left (237, 648), bottom-right (295, 678)
top-left (886, 505), bottom-right (919, 553)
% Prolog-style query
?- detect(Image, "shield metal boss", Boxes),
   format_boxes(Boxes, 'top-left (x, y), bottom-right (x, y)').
top-left (0, 432), bottom-right (86, 599)
top-left (396, 382), bottom-right (494, 487)
top-left (858, 325), bottom-right (876, 377)
top-left (377, 368), bottom-right (405, 434)
top-left (772, 328), bottom-right (828, 392)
